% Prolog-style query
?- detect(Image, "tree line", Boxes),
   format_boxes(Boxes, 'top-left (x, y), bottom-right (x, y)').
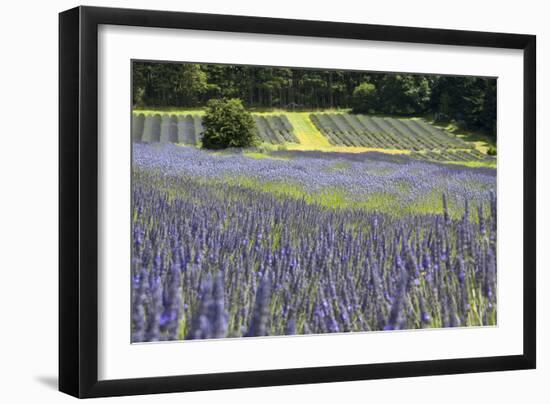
top-left (133, 62), bottom-right (496, 137)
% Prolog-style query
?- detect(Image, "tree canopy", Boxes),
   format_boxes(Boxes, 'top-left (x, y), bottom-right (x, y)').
top-left (133, 62), bottom-right (497, 137)
top-left (351, 82), bottom-right (377, 114)
top-left (201, 98), bottom-right (258, 149)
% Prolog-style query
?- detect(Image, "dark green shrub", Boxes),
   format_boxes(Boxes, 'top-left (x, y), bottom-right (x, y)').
top-left (487, 145), bottom-right (497, 156)
top-left (351, 82), bottom-right (378, 114)
top-left (202, 98), bottom-right (258, 149)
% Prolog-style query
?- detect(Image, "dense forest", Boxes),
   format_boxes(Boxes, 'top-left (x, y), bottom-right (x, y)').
top-left (133, 62), bottom-right (497, 137)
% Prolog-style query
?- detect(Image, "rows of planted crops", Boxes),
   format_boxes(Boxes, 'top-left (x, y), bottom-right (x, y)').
top-left (310, 113), bottom-right (469, 150)
top-left (411, 149), bottom-right (495, 163)
top-left (132, 113), bottom-right (299, 146)
top-left (252, 115), bottom-right (299, 144)
top-left (131, 144), bottom-right (497, 342)
top-left (132, 112), bottom-right (495, 164)
top-left (132, 114), bottom-right (204, 145)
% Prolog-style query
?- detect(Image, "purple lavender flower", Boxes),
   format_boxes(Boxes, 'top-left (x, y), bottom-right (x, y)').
top-left (247, 274), bottom-right (272, 337)
top-left (131, 143), bottom-right (497, 341)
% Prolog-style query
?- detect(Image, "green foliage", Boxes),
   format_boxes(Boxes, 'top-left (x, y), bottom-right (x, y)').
top-left (351, 82), bottom-right (377, 113)
top-left (133, 61), bottom-right (497, 138)
top-left (201, 98), bottom-right (258, 149)
top-left (487, 146), bottom-right (497, 156)
top-left (352, 75), bottom-right (432, 115)
top-left (431, 76), bottom-right (497, 136)
top-left (376, 75), bottom-right (432, 115)
top-left (132, 62), bottom-right (208, 107)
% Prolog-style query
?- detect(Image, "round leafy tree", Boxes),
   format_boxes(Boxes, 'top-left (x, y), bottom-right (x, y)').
top-left (201, 98), bottom-right (258, 149)
top-left (351, 82), bottom-right (378, 114)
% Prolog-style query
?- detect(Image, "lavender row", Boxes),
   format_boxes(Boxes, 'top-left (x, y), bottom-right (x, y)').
top-left (310, 113), bottom-right (470, 152)
top-left (133, 113), bottom-right (298, 146)
top-left (131, 170), bottom-right (497, 342)
top-left (411, 149), bottom-right (496, 163)
top-left (133, 143), bottom-right (496, 211)
top-left (132, 114), bottom-right (204, 145)
top-left (253, 115), bottom-right (299, 144)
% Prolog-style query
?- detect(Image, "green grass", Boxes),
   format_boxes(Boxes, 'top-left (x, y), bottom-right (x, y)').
top-left (243, 151), bottom-right (289, 160)
top-left (151, 168), bottom-right (489, 221)
top-left (280, 112), bottom-right (332, 149)
top-left (215, 175), bottom-right (466, 217)
top-left (327, 161), bottom-right (351, 172)
top-left (427, 119), bottom-right (497, 154)
top-left (441, 160), bottom-right (496, 169)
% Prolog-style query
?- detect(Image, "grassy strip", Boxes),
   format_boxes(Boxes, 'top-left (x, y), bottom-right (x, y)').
top-left (283, 112), bottom-right (332, 148)
top-left (440, 160), bottom-right (497, 169)
top-left (144, 164), bottom-right (490, 221)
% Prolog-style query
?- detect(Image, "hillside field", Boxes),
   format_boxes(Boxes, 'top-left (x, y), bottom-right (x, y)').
top-left (132, 109), bottom-right (496, 168)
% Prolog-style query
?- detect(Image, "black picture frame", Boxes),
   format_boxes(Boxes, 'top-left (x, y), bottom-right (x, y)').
top-left (59, 5), bottom-right (536, 398)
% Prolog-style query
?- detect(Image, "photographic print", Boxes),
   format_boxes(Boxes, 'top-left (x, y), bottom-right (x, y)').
top-left (130, 61), bottom-right (497, 343)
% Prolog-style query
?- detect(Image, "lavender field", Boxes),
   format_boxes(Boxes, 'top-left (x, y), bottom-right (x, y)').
top-left (131, 143), bottom-right (496, 342)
